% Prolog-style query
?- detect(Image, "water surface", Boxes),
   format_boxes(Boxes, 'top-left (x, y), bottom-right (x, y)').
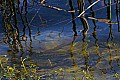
top-left (0, 0), bottom-right (120, 80)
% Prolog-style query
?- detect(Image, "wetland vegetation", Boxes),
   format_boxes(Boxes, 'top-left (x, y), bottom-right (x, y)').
top-left (0, 0), bottom-right (120, 80)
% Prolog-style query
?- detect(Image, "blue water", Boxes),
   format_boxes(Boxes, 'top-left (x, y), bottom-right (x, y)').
top-left (0, 0), bottom-right (120, 80)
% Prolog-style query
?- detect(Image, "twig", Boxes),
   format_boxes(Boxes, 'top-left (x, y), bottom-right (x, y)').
top-left (77, 0), bottom-right (100, 18)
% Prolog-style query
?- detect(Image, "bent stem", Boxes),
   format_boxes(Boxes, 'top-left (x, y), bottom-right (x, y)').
top-left (21, 57), bottom-right (28, 74)
top-left (77, 0), bottom-right (100, 18)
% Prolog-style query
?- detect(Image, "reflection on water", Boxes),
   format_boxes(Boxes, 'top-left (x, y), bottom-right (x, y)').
top-left (0, 0), bottom-right (120, 80)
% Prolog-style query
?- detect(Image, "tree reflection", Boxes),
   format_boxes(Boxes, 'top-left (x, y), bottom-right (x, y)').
top-left (69, 1), bottom-right (79, 79)
top-left (88, 0), bottom-right (101, 60)
top-left (115, 0), bottom-right (120, 32)
top-left (77, 0), bottom-right (89, 34)
top-left (0, 0), bottom-right (120, 79)
top-left (2, 0), bottom-right (22, 55)
top-left (1, 0), bottom-right (35, 75)
top-left (69, 0), bottom-right (78, 66)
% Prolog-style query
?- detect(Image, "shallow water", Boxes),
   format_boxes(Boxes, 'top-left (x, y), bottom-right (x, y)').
top-left (0, 0), bottom-right (120, 80)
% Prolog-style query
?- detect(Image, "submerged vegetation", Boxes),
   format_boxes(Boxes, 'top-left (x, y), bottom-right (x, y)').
top-left (0, 0), bottom-right (120, 80)
top-left (0, 55), bottom-right (40, 79)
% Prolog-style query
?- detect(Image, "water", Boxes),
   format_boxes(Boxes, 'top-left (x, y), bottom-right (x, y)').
top-left (0, 0), bottom-right (120, 80)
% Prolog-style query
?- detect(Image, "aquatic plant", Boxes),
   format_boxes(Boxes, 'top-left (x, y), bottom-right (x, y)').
top-left (0, 55), bottom-right (41, 80)
top-left (0, 0), bottom-right (120, 80)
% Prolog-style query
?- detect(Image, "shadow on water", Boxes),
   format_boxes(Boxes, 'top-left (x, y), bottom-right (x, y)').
top-left (0, 0), bottom-right (120, 79)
